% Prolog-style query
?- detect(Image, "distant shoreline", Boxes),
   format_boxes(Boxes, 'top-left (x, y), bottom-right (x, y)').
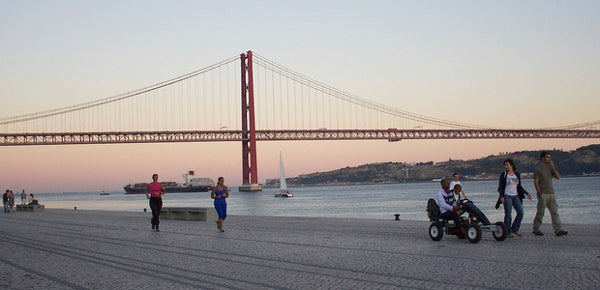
top-left (32, 175), bottom-right (600, 194)
top-left (267, 145), bottom-right (600, 187)
top-left (264, 174), bottom-right (600, 188)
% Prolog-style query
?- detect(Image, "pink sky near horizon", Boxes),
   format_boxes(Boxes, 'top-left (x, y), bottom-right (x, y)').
top-left (0, 138), bottom-right (595, 193)
top-left (1, 1), bottom-right (599, 193)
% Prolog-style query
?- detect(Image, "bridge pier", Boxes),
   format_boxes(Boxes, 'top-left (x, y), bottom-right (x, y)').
top-left (240, 50), bottom-right (262, 192)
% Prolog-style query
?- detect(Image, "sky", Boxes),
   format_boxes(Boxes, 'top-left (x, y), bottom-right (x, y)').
top-left (1, 1), bottom-right (599, 193)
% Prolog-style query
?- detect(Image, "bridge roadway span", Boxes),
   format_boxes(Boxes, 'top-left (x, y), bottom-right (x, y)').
top-left (2, 128), bottom-right (600, 145)
top-left (1, 209), bottom-right (599, 289)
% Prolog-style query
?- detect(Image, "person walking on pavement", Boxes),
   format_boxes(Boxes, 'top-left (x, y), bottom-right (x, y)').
top-left (532, 152), bottom-right (568, 236)
top-left (145, 173), bottom-right (165, 232)
top-left (211, 177), bottom-right (229, 232)
top-left (497, 159), bottom-right (532, 237)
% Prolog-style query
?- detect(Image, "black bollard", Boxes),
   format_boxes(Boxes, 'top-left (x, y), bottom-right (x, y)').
top-left (74, 207), bottom-right (77, 210)
top-left (143, 208), bottom-right (147, 212)
top-left (394, 214), bottom-right (400, 220)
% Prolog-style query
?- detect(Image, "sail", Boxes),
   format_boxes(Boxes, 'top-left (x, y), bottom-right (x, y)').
top-left (279, 152), bottom-right (287, 191)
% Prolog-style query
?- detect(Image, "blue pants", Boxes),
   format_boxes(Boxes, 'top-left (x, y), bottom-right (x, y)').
top-left (503, 195), bottom-right (524, 234)
top-left (3, 201), bottom-right (9, 213)
top-left (214, 200), bottom-right (227, 220)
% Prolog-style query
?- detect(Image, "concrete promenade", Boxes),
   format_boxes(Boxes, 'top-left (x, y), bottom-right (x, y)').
top-left (1, 209), bottom-right (599, 289)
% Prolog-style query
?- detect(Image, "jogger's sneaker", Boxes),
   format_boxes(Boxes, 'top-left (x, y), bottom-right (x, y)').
top-left (532, 230), bottom-right (544, 236)
top-left (555, 230), bottom-right (568, 236)
top-left (513, 231), bottom-right (522, 237)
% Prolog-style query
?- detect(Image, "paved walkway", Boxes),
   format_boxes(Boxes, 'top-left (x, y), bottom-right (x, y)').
top-left (1, 209), bottom-right (599, 289)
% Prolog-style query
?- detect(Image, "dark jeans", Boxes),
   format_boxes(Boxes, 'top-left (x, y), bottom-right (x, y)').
top-left (461, 201), bottom-right (491, 225)
top-left (440, 210), bottom-right (460, 225)
top-left (149, 197), bottom-right (163, 227)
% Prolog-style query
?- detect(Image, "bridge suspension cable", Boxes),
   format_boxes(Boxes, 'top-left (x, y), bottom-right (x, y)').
top-left (545, 120), bottom-right (600, 130)
top-left (0, 56), bottom-right (239, 126)
top-left (252, 53), bottom-right (482, 130)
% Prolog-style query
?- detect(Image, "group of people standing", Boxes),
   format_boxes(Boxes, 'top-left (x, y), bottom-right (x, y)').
top-left (438, 151), bottom-right (568, 238)
top-left (144, 174), bottom-right (229, 233)
top-left (3, 190), bottom-right (30, 213)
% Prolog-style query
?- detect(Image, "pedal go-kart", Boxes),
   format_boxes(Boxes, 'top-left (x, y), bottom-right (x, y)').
top-left (426, 198), bottom-right (508, 243)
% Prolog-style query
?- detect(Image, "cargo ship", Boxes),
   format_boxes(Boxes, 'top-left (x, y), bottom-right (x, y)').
top-left (124, 171), bottom-right (215, 194)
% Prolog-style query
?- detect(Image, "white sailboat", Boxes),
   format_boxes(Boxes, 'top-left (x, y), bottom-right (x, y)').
top-left (274, 153), bottom-right (293, 197)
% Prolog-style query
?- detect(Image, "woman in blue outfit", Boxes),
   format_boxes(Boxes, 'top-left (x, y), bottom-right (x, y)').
top-left (211, 177), bottom-right (229, 232)
top-left (497, 159), bottom-right (532, 237)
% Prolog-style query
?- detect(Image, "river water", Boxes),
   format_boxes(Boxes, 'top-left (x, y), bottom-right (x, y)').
top-left (35, 176), bottom-right (600, 224)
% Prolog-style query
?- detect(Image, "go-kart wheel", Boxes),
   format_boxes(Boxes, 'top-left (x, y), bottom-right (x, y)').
top-left (467, 223), bottom-right (482, 243)
top-left (429, 222), bottom-right (443, 241)
top-left (492, 222), bottom-right (509, 241)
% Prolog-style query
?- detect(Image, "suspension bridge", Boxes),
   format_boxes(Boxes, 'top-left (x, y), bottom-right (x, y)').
top-left (2, 50), bottom-right (599, 190)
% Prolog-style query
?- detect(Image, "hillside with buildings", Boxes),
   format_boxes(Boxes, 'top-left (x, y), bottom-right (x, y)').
top-left (265, 144), bottom-right (600, 187)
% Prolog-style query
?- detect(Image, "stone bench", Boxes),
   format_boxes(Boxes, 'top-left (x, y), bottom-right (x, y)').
top-left (160, 207), bottom-right (217, 221)
top-left (16, 204), bottom-right (45, 212)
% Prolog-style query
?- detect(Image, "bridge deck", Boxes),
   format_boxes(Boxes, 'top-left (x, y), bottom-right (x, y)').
top-left (2, 129), bottom-right (599, 145)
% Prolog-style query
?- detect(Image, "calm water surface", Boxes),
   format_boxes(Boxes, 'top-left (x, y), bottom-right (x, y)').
top-left (37, 176), bottom-right (600, 224)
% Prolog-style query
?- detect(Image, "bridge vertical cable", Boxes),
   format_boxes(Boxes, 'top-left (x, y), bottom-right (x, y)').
top-left (0, 56), bottom-right (240, 134)
top-left (252, 53), bottom-right (490, 131)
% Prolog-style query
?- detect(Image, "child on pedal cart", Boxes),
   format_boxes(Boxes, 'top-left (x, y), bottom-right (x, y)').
top-left (452, 184), bottom-right (491, 225)
top-left (436, 178), bottom-right (490, 226)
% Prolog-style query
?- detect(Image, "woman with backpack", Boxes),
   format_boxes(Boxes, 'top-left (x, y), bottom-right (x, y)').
top-left (497, 159), bottom-right (532, 238)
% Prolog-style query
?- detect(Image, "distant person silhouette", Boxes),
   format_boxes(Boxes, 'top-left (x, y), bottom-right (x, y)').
top-left (3, 190), bottom-right (9, 213)
top-left (28, 193), bottom-right (38, 205)
top-left (8, 190), bottom-right (15, 212)
top-left (20, 190), bottom-right (27, 205)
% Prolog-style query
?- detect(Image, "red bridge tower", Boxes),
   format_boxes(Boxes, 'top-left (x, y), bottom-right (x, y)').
top-left (239, 51), bottom-right (262, 191)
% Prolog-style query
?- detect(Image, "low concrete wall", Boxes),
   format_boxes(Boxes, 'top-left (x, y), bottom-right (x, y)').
top-left (16, 204), bottom-right (45, 212)
top-left (160, 207), bottom-right (217, 221)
